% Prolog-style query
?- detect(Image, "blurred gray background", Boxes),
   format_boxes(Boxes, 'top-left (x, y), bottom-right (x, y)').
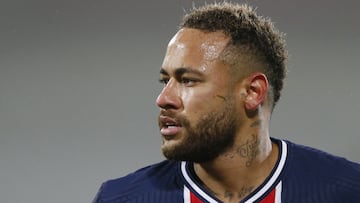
top-left (0, 0), bottom-right (359, 202)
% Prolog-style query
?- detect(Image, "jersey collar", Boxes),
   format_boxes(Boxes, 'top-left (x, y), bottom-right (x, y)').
top-left (180, 139), bottom-right (288, 202)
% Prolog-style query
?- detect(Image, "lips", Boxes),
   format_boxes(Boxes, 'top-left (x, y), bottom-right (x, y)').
top-left (159, 115), bottom-right (182, 137)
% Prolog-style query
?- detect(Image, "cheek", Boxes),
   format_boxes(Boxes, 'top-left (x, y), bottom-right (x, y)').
top-left (182, 87), bottom-right (224, 115)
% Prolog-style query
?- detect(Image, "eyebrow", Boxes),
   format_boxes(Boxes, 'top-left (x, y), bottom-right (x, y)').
top-left (159, 67), bottom-right (204, 77)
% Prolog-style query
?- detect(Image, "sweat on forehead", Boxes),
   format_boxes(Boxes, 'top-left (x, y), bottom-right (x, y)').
top-left (167, 28), bottom-right (230, 61)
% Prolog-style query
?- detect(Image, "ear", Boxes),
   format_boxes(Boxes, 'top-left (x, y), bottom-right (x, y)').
top-left (244, 72), bottom-right (269, 111)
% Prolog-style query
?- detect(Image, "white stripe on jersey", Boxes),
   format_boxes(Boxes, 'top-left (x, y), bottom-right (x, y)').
top-left (275, 181), bottom-right (282, 203)
top-left (184, 186), bottom-right (191, 203)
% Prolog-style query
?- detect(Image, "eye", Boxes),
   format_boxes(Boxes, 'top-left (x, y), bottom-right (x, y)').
top-left (180, 77), bottom-right (197, 86)
top-left (158, 78), bottom-right (169, 85)
top-left (181, 78), bottom-right (192, 84)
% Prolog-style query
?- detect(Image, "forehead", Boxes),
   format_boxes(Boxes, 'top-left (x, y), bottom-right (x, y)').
top-left (162, 28), bottom-right (230, 69)
top-left (169, 28), bottom-right (229, 50)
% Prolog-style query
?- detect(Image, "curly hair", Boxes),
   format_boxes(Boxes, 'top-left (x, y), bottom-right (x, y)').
top-left (180, 2), bottom-right (287, 107)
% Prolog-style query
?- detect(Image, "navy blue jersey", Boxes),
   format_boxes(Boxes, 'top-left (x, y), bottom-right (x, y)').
top-left (93, 139), bottom-right (360, 202)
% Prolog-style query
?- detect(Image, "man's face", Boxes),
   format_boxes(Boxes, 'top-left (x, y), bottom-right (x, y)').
top-left (156, 28), bottom-right (242, 163)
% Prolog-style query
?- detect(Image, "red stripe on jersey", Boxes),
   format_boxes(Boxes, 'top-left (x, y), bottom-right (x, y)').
top-left (260, 189), bottom-right (275, 203)
top-left (190, 191), bottom-right (203, 203)
top-left (259, 188), bottom-right (275, 203)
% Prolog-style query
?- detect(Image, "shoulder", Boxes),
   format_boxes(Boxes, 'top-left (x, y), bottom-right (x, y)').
top-left (282, 139), bottom-right (360, 200)
top-left (285, 140), bottom-right (360, 173)
top-left (93, 160), bottom-right (181, 203)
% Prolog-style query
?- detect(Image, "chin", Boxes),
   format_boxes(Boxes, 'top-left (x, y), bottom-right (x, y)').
top-left (161, 139), bottom-right (179, 152)
top-left (161, 141), bottom-right (185, 160)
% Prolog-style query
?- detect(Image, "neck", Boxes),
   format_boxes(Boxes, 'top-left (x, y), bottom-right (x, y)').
top-left (193, 124), bottom-right (278, 203)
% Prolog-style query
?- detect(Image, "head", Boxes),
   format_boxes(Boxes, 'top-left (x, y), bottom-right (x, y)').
top-left (156, 2), bottom-right (287, 163)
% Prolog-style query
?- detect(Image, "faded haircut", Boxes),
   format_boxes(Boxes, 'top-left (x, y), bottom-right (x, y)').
top-left (180, 2), bottom-right (288, 108)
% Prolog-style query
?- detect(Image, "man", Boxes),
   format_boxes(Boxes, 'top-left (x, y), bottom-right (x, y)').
top-left (93, 2), bottom-right (360, 203)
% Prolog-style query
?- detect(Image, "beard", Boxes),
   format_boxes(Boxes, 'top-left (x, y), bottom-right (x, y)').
top-left (161, 97), bottom-right (239, 163)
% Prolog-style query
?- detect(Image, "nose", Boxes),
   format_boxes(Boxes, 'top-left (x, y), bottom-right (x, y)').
top-left (156, 79), bottom-right (182, 110)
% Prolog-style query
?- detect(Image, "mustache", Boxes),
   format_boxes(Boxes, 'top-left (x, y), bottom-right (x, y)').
top-left (158, 110), bottom-right (181, 118)
top-left (158, 110), bottom-right (189, 127)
